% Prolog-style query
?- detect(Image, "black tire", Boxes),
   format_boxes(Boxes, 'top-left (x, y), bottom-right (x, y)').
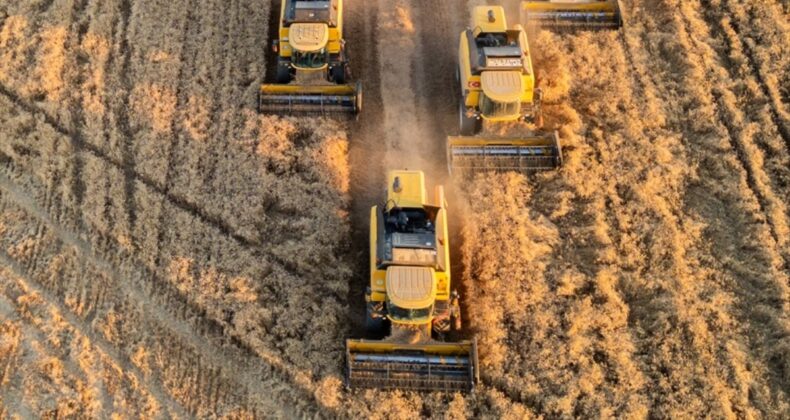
top-left (354, 82), bottom-right (363, 115)
top-left (330, 62), bottom-right (347, 84)
top-left (275, 60), bottom-right (292, 83)
top-left (365, 304), bottom-right (387, 336)
top-left (459, 101), bottom-right (481, 136)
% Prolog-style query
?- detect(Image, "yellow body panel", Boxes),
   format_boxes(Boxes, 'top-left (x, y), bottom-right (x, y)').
top-left (259, 83), bottom-right (356, 95)
top-left (448, 132), bottom-right (559, 147)
top-left (387, 170), bottom-right (426, 209)
top-left (459, 6), bottom-right (537, 122)
top-left (522, 0), bottom-right (620, 13)
top-left (346, 339), bottom-right (475, 356)
top-left (472, 6), bottom-right (508, 32)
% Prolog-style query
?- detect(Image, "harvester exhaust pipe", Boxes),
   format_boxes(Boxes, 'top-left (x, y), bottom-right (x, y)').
top-left (521, 0), bottom-right (624, 30)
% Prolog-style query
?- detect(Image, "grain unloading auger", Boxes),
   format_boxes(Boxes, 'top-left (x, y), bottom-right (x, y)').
top-left (521, 0), bottom-right (623, 30)
top-left (345, 171), bottom-right (479, 392)
top-left (448, 6), bottom-right (562, 176)
top-left (258, 0), bottom-right (361, 115)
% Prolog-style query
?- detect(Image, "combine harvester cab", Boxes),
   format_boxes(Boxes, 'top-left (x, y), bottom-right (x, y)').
top-left (521, 0), bottom-right (624, 30)
top-left (259, 0), bottom-right (362, 115)
top-left (345, 171), bottom-right (479, 392)
top-left (448, 6), bottom-right (562, 176)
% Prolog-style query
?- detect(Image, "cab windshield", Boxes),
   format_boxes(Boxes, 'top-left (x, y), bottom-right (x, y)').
top-left (293, 49), bottom-right (327, 69)
top-left (479, 94), bottom-right (520, 118)
top-left (388, 302), bottom-right (433, 321)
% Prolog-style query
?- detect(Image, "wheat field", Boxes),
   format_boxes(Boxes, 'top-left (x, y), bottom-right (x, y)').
top-left (0, 0), bottom-right (788, 418)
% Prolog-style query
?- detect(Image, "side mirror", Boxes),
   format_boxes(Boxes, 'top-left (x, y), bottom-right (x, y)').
top-left (271, 40), bottom-right (279, 53)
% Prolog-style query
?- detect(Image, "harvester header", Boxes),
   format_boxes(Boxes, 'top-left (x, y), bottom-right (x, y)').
top-left (521, 0), bottom-right (624, 30)
top-left (448, 131), bottom-right (562, 175)
top-left (346, 340), bottom-right (478, 392)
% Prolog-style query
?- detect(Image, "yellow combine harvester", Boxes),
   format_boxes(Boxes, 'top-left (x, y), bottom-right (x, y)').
top-left (259, 0), bottom-right (361, 115)
top-left (521, 0), bottom-right (624, 30)
top-left (448, 6), bottom-right (562, 175)
top-left (346, 171), bottom-right (478, 392)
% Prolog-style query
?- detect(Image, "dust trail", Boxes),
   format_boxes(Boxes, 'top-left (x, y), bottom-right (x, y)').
top-left (375, 1), bottom-right (436, 175)
top-left (344, 0), bottom-right (385, 335)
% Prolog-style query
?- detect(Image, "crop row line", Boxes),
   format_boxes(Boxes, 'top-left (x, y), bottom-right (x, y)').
top-left (0, 250), bottom-right (190, 417)
top-left (0, 169), bottom-right (314, 417)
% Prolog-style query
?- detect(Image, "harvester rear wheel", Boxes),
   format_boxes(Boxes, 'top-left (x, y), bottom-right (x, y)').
top-left (459, 101), bottom-right (481, 136)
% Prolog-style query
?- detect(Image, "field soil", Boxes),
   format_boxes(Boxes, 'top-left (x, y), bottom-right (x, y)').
top-left (0, 0), bottom-right (788, 418)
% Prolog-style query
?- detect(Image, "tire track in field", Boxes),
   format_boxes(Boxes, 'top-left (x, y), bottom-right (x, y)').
top-left (0, 252), bottom-right (189, 418)
top-left (538, 7), bottom-right (773, 414)
top-left (172, 0), bottom-right (232, 192)
top-left (0, 170), bottom-right (318, 417)
top-left (674, 1), bottom-right (790, 402)
top-left (153, 0), bottom-right (196, 270)
top-left (0, 83), bottom-right (323, 288)
top-left (0, 291), bottom-right (35, 418)
top-left (691, 0), bottom-right (790, 254)
top-left (0, 85), bottom-right (342, 414)
top-left (701, 0), bottom-right (790, 248)
top-left (202, 0), bottom-right (241, 186)
top-left (634, 0), bottom-right (790, 410)
top-left (675, 1), bottom-right (787, 253)
top-left (619, 4), bottom-right (764, 413)
top-left (117, 0), bottom-right (137, 238)
top-left (66, 0), bottom-right (91, 228)
top-left (709, 0), bottom-right (790, 146)
top-left (374, 0), bottom-right (440, 174)
top-left (0, 292), bottom-right (111, 415)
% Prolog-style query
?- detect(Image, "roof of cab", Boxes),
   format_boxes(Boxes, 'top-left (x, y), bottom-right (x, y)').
top-left (386, 266), bottom-right (436, 309)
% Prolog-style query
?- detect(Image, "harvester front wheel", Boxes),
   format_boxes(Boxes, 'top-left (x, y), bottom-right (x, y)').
top-left (330, 62), bottom-right (348, 84)
top-left (459, 101), bottom-right (481, 136)
top-left (365, 303), bottom-right (388, 337)
top-left (275, 60), bottom-right (292, 84)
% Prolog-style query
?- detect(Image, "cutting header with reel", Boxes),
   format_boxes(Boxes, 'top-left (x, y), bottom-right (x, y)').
top-left (259, 0), bottom-right (361, 115)
top-left (521, 0), bottom-right (624, 30)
